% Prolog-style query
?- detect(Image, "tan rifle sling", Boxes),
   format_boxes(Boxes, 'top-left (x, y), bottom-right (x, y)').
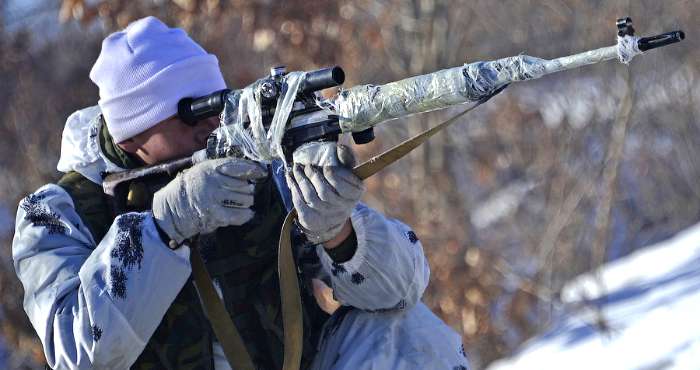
top-left (191, 86), bottom-right (505, 370)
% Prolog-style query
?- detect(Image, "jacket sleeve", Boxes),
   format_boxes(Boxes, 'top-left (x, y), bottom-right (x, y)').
top-left (12, 184), bottom-right (192, 369)
top-left (315, 203), bottom-right (430, 311)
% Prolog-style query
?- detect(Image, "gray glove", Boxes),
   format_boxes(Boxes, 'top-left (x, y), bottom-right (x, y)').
top-left (286, 142), bottom-right (365, 244)
top-left (152, 157), bottom-right (268, 244)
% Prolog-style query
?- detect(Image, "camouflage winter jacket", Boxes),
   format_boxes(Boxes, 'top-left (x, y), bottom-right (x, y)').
top-left (13, 106), bottom-right (468, 370)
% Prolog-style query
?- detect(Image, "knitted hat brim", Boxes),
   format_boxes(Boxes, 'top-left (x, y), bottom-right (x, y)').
top-left (99, 54), bottom-right (226, 143)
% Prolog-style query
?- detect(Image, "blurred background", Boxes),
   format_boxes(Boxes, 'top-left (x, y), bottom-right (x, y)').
top-left (1, 0), bottom-right (698, 369)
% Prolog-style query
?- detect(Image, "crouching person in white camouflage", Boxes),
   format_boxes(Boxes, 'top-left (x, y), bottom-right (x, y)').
top-left (12, 16), bottom-right (469, 370)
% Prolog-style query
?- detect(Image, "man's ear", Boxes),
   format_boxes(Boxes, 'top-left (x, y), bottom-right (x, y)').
top-left (117, 138), bottom-right (140, 154)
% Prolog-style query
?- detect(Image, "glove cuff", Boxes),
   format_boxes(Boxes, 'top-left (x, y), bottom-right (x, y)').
top-left (153, 217), bottom-right (187, 249)
top-left (297, 220), bottom-right (346, 245)
top-left (152, 186), bottom-right (190, 244)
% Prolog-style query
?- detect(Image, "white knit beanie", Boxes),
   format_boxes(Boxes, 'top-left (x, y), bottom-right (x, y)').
top-left (90, 16), bottom-right (226, 143)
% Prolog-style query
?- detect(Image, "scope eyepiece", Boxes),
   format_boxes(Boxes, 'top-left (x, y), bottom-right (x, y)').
top-left (178, 89), bottom-right (231, 126)
top-left (178, 66), bottom-right (346, 125)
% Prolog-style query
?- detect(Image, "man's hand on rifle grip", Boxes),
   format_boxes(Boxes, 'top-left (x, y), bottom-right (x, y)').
top-left (286, 142), bottom-right (365, 245)
top-left (152, 157), bottom-right (268, 245)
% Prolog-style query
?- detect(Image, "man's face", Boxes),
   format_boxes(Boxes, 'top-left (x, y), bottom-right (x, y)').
top-left (117, 115), bottom-right (219, 165)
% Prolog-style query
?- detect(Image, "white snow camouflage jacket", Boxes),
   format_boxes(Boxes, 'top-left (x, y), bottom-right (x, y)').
top-left (12, 106), bottom-right (470, 370)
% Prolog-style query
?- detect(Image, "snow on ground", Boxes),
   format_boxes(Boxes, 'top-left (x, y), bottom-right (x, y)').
top-left (487, 222), bottom-right (700, 370)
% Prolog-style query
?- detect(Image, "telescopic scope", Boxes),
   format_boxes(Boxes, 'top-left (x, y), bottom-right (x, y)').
top-left (178, 66), bottom-right (345, 125)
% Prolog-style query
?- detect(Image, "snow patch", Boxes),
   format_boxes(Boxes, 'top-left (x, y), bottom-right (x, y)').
top-left (487, 223), bottom-right (700, 370)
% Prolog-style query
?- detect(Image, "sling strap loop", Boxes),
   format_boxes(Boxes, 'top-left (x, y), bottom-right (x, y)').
top-left (190, 246), bottom-right (257, 370)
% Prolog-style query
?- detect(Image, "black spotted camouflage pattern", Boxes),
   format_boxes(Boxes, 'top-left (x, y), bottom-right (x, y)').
top-left (58, 161), bottom-right (328, 369)
top-left (20, 190), bottom-right (68, 235)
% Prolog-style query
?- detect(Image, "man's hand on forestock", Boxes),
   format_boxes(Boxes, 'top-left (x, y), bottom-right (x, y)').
top-left (286, 142), bottom-right (365, 246)
top-left (152, 157), bottom-right (268, 244)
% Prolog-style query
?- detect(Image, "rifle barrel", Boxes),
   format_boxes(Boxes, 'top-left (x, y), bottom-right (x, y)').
top-left (331, 32), bottom-right (683, 133)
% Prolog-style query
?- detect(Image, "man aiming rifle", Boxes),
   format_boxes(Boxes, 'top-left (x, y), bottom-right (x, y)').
top-left (11, 16), bottom-right (469, 370)
top-left (12, 12), bottom-right (685, 370)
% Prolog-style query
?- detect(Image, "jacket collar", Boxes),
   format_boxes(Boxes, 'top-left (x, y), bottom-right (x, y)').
top-left (98, 116), bottom-right (143, 170)
top-left (57, 106), bottom-right (127, 184)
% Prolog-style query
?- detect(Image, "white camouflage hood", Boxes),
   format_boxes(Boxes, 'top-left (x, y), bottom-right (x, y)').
top-left (56, 106), bottom-right (126, 185)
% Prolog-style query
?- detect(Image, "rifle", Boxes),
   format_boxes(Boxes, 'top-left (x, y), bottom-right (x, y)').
top-left (101, 16), bottom-right (685, 370)
top-left (102, 17), bottom-right (684, 196)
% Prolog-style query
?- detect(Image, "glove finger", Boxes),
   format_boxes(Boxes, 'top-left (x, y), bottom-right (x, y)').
top-left (207, 207), bottom-right (255, 231)
top-left (336, 144), bottom-right (357, 168)
top-left (220, 183), bottom-right (256, 194)
top-left (216, 159), bottom-right (268, 180)
top-left (230, 208), bottom-right (255, 225)
top-left (323, 166), bottom-right (365, 201)
top-left (304, 165), bottom-right (344, 204)
top-left (285, 171), bottom-right (307, 208)
top-left (292, 142), bottom-right (341, 167)
top-left (217, 176), bottom-right (256, 194)
top-left (293, 163), bottom-right (323, 208)
top-left (286, 171), bottom-right (323, 221)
